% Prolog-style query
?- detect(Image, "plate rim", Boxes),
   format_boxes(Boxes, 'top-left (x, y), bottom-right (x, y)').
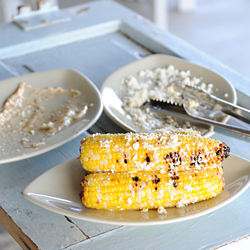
top-left (22, 153), bottom-right (250, 226)
top-left (100, 54), bottom-right (237, 136)
top-left (0, 68), bottom-right (103, 164)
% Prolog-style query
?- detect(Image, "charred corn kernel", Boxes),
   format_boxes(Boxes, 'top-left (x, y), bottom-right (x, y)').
top-left (79, 129), bottom-right (229, 172)
top-left (81, 169), bottom-right (224, 210)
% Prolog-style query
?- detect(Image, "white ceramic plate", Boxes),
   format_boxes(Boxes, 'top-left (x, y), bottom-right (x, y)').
top-left (0, 69), bottom-right (103, 164)
top-left (22, 154), bottom-right (250, 226)
top-left (100, 54), bottom-right (237, 135)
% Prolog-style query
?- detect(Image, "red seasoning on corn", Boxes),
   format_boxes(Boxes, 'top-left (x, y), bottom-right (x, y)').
top-left (79, 129), bottom-right (229, 211)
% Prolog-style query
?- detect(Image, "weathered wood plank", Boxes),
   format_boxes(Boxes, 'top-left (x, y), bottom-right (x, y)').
top-left (1, 1), bottom-right (250, 250)
top-left (64, 191), bottom-right (250, 250)
top-left (3, 31), bottom-right (150, 86)
top-left (0, 133), bottom-right (122, 249)
top-left (0, 62), bottom-right (16, 80)
top-left (0, 1), bottom-right (133, 54)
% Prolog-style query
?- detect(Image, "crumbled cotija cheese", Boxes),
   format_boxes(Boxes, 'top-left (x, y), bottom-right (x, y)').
top-left (157, 206), bottom-right (168, 214)
top-left (121, 65), bottom-right (214, 131)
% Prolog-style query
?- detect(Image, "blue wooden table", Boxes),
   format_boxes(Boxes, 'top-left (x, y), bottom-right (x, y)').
top-left (1, 1), bottom-right (250, 249)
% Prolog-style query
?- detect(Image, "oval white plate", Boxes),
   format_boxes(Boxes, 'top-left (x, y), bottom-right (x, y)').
top-left (100, 54), bottom-right (237, 135)
top-left (23, 154), bottom-right (250, 226)
top-left (0, 69), bottom-right (103, 164)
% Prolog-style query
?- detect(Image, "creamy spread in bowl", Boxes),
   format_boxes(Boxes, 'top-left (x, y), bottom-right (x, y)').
top-left (0, 82), bottom-right (89, 154)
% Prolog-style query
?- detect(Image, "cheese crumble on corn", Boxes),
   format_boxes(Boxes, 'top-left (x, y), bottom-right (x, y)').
top-left (79, 128), bottom-right (229, 211)
top-left (81, 169), bottom-right (224, 210)
top-left (79, 129), bottom-right (229, 173)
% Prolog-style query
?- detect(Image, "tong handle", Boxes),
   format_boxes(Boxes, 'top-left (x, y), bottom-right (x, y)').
top-left (212, 95), bottom-right (250, 124)
top-left (143, 100), bottom-right (250, 142)
top-left (189, 112), bottom-right (250, 142)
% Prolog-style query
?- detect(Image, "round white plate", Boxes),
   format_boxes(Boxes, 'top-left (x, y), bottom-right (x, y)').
top-left (0, 69), bottom-right (103, 164)
top-left (100, 54), bottom-right (237, 135)
top-left (22, 154), bottom-right (250, 226)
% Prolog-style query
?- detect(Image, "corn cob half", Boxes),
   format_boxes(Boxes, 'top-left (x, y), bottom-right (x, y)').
top-left (79, 129), bottom-right (229, 173)
top-left (81, 169), bottom-right (224, 210)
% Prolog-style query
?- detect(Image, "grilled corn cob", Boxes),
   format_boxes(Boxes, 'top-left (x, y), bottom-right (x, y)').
top-left (79, 129), bottom-right (229, 173)
top-left (81, 169), bottom-right (224, 210)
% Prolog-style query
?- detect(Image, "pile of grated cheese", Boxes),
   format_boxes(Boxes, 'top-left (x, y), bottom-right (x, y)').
top-left (121, 65), bottom-right (215, 131)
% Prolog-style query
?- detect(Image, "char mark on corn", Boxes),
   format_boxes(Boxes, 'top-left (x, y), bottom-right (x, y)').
top-left (79, 129), bottom-right (229, 173)
top-left (81, 169), bottom-right (224, 210)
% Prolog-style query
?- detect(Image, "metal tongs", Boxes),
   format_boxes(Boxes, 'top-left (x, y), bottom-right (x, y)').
top-left (141, 82), bottom-right (250, 142)
top-left (175, 83), bottom-right (250, 124)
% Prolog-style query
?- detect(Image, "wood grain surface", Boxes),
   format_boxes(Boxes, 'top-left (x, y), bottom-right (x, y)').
top-left (1, 1), bottom-right (250, 249)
